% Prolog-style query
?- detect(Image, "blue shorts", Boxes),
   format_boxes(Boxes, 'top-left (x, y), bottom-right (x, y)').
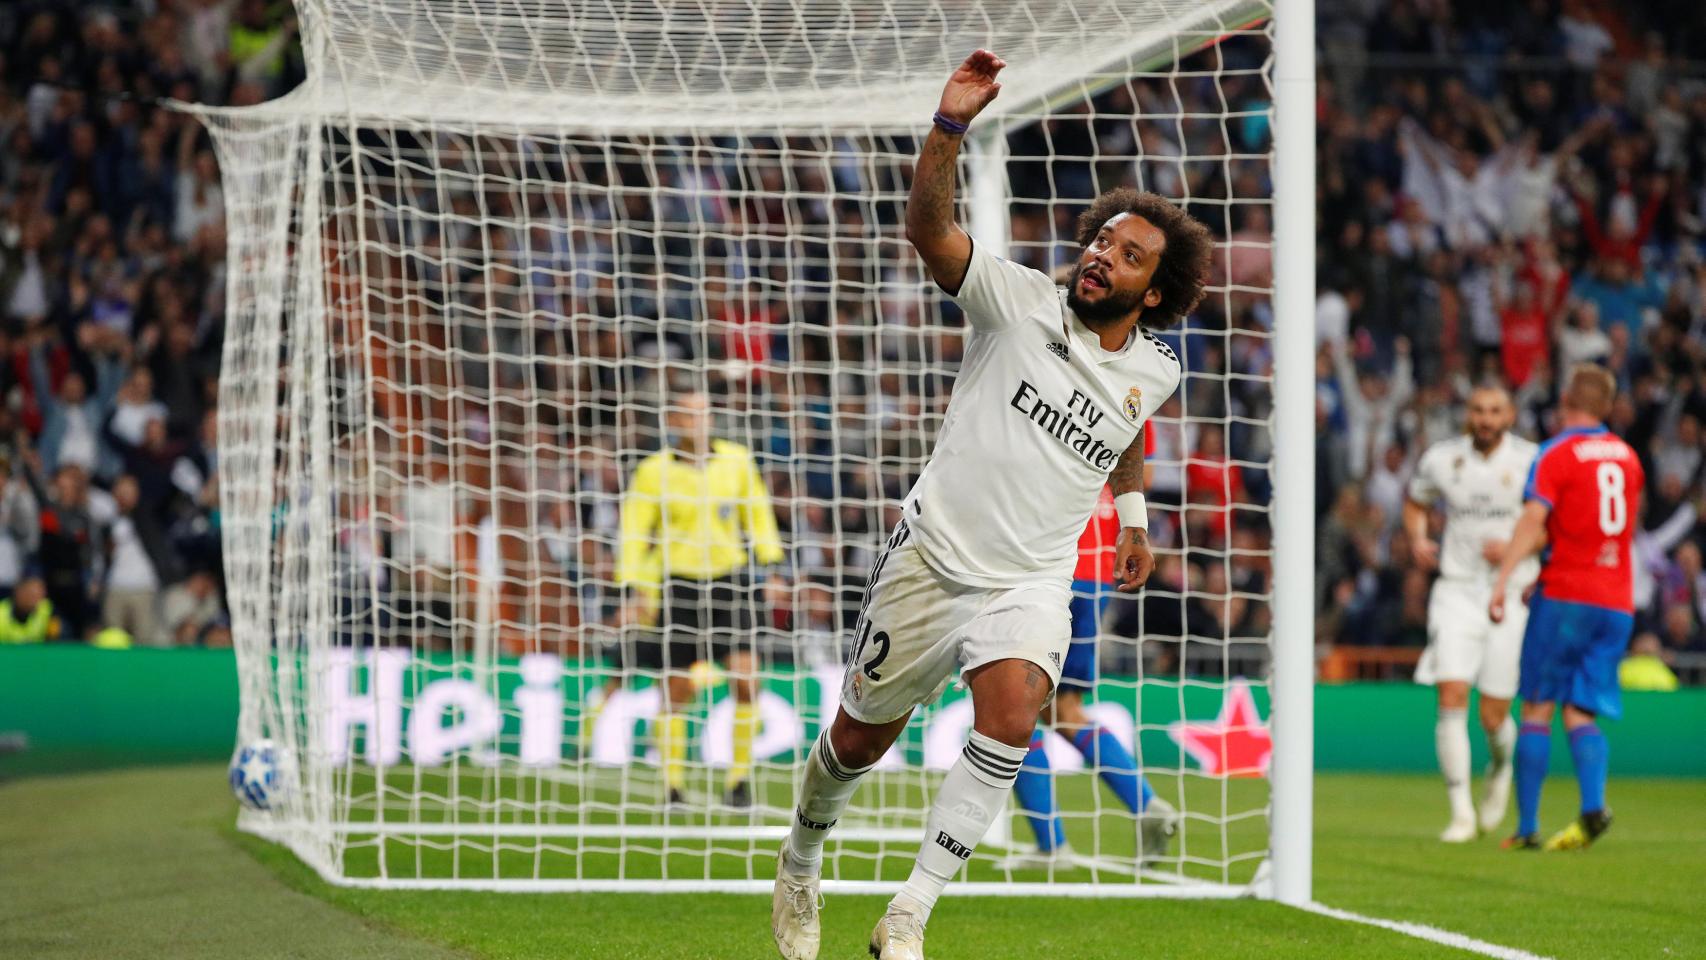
top-left (1061, 579), bottom-right (1114, 691)
top-left (1518, 594), bottom-right (1633, 720)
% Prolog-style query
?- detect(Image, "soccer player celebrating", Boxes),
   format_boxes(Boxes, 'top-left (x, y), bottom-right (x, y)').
top-left (617, 390), bottom-right (787, 809)
top-left (771, 49), bottom-right (1210, 960)
top-left (1489, 364), bottom-right (1643, 851)
top-left (1403, 385), bottom-right (1538, 842)
top-left (1011, 445), bottom-right (1178, 866)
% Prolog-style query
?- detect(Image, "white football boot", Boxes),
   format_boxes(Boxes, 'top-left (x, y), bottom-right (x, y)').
top-left (868, 901), bottom-right (927, 960)
top-left (771, 852), bottom-right (821, 960)
top-left (1439, 816), bottom-right (1478, 843)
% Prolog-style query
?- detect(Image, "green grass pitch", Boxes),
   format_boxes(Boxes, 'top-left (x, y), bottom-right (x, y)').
top-left (1, 764), bottom-right (1702, 959)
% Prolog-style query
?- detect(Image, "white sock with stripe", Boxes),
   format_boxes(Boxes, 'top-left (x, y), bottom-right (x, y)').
top-left (893, 730), bottom-right (1027, 922)
top-left (782, 731), bottom-right (872, 875)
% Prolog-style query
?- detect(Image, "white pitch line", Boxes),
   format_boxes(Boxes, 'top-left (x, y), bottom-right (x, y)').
top-left (1298, 901), bottom-right (1555, 960)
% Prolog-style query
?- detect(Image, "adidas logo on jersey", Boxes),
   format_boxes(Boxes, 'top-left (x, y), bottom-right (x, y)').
top-left (1045, 342), bottom-right (1070, 361)
top-left (935, 830), bottom-right (974, 860)
top-left (1049, 651), bottom-right (1061, 667)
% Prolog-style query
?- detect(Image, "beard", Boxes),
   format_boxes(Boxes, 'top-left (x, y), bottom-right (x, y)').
top-left (1065, 261), bottom-right (1145, 327)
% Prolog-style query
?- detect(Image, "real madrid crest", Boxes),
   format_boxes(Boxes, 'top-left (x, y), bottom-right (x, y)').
top-left (1123, 387), bottom-right (1143, 424)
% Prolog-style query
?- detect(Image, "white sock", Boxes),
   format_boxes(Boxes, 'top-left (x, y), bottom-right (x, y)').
top-left (1486, 715), bottom-right (1516, 770)
top-left (1436, 708), bottom-right (1472, 821)
top-left (783, 731), bottom-right (872, 875)
top-left (893, 731), bottom-right (1026, 922)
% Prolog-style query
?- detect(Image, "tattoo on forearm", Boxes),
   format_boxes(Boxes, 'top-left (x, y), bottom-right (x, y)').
top-left (1110, 429), bottom-right (1146, 497)
top-left (907, 129), bottom-right (961, 239)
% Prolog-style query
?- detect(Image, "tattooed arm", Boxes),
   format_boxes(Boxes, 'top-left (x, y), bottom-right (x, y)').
top-left (905, 49), bottom-right (1005, 294)
top-left (1112, 428), bottom-right (1155, 593)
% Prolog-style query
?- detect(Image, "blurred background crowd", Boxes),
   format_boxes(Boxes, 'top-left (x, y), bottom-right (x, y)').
top-left (0, 0), bottom-right (1699, 686)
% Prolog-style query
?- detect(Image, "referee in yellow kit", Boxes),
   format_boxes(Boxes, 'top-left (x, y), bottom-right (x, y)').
top-left (618, 390), bottom-right (787, 809)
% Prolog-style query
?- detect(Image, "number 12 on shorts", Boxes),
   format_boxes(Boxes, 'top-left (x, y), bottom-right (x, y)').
top-left (849, 619), bottom-right (891, 680)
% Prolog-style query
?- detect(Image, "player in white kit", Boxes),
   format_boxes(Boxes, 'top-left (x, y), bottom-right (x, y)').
top-left (770, 50), bottom-right (1212, 960)
top-left (1402, 385), bottom-right (1539, 843)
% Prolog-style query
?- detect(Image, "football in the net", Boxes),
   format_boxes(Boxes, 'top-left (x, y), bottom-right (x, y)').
top-left (229, 739), bottom-right (285, 811)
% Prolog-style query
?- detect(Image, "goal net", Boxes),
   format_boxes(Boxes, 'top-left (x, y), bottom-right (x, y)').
top-left (191, 0), bottom-right (1284, 896)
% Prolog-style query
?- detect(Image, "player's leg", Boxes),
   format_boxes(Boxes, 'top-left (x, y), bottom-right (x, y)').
top-left (1051, 688), bottom-right (1175, 862)
top-left (886, 657), bottom-right (1051, 937)
top-left (717, 577), bottom-right (760, 806)
top-left (776, 707), bottom-right (911, 960)
top-left (723, 645), bottom-right (759, 805)
top-left (1507, 594), bottom-right (1562, 848)
top-left (1475, 692), bottom-right (1516, 832)
top-left (1509, 698), bottom-right (1553, 848)
top-left (784, 707), bottom-right (912, 874)
top-left (1011, 580), bottom-right (1102, 854)
top-left (1418, 581), bottom-right (1479, 841)
top-left (658, 580), bottom-right (704, 804)
top-left (1543, 608), bottom-right (1630, 851)
top-left (777, 523), bottom-right (957, 960)
top-left (1477, 582), bottom-right (1525, 832)
top-left (877, 582), bottom-right (1069, 955)
top-left (1434, 680), bottom-right (1477, 842)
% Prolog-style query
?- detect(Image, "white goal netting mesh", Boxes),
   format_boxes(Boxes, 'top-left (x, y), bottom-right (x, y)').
top-left (198, 0), bottom-right (1279, 895)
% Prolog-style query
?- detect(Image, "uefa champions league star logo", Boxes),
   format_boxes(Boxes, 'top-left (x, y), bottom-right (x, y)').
top-left (1123, 387), bottom-right (1143, 423)
top-left (1167, 680), bottom-right (1273, 778)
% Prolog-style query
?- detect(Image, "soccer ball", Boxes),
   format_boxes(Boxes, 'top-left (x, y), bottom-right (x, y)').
top-left (229, 739), bottom-right (285, 811)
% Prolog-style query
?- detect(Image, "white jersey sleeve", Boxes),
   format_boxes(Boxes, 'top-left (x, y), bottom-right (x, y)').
top-left (948, 238), bottom-right (1059, 334)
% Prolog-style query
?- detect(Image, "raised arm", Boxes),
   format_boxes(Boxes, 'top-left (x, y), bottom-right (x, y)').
top-left (1111, 429), bottom-right (1155, 593)
top-left (905, 49), bottom-right (1005, 294)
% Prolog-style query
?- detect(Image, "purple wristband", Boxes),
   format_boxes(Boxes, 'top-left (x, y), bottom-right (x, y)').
top-left (932, 111), bottom-right (969, 135)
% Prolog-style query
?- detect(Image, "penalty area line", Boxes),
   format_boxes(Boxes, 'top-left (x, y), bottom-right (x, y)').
top-left (1297, 900), bottom-right (1555, 960)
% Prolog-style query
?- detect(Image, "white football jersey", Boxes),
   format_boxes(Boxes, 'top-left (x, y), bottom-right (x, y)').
top-left (904, 240), bottom-right (1183, 588)
top-left (1408, 433), bottom-right (1540, 586)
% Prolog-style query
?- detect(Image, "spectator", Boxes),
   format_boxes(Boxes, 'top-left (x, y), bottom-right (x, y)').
top-left (102, 474), bottom-right (178, 647)
top-left (0, 576), bottom-right (58, 644)
top-left (161, 568), bottom-right (227, 646)
top-left (30, 329), bottom-right (122, 477)
top-left (25, 461), bottom-right (104, 640)
top-left (1619, 632), bottom-right (1680, 691)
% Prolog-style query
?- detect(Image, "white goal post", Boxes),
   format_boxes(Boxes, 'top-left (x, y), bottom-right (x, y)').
top-left (183, 0), bottom-right (1314, 900)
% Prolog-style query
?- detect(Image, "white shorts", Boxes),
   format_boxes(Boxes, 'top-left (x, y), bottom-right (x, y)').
top-left (1415, 578), bottom-right (1529, 700)
top-left (840, 521), bottom-right (1072, 725)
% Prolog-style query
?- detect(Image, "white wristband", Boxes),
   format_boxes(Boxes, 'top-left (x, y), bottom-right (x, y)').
top-left (1114, 492), bottom-right (1148, 531)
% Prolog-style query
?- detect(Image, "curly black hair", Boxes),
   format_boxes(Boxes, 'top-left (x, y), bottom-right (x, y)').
top-left (1073, 188), bottom-right (1213, 329)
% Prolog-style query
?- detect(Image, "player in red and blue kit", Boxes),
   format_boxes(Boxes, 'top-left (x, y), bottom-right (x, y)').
top-left (1490, 365), bottom-right (1642, 851)
top-left (1011, 429), bottom-right (1177, 864)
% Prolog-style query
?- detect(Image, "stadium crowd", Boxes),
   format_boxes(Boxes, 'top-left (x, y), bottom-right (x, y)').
top-left (0, 0), bottom-right (301, 645)
top-left (0, 0), bottom-right (1702, 687)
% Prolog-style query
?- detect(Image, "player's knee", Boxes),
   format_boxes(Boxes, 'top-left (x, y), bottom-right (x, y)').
top-left (974, 714), bottom-right (1039, 749)
top-left (1479, 698), bottom-right (1511, 731)
top-left (972, 702), bottom-right (1044, 749)
top-left (1051, 689), bottom-right (1088, 729)
top-left (1436, 682), bottom-right (1470, 711)
top-left (826, 711), bottom-right (904, 768)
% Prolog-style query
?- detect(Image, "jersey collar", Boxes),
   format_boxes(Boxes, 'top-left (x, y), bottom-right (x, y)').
top-left (1062, 303), bottom-right (1136, 364)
